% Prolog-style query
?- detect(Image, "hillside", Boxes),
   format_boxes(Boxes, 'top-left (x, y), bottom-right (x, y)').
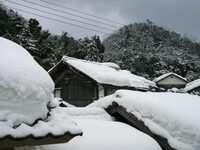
top-left (0, 4), bottom-right (104, 70)
top-left (1, 4), bottom-right (199, 81)
top-left (103, 20), bottom-right (200, 80)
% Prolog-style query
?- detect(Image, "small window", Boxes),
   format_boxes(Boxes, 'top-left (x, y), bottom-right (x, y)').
top-left (54, 88), bottom-right (61, 98)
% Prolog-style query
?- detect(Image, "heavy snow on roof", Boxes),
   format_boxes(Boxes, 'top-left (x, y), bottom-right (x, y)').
top-left (61, 56), bottom-right (155, 89)
top-left (88, 90), bottom-right (200, 150)
top-left (0, 38), bottom-right (82, 143)
top-left (0, 104), bottom-right (82, 139)
top-left (0, 37), bottom-right (54, 125)
top-left (22, 106), bottom-right (161, 150)
top-left (184, 78), bottom-right (200, 92)
top-left (153, 72), bottom-right (187, 83)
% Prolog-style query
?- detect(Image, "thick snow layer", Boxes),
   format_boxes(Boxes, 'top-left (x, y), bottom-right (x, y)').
top-left (0, 105), bottom-right (82, 138)
top-left (153, 72), bottom-right (187, 83)
top-left (36, 119), bottom-right (161, 150)
top-left (89, 90), bottom-right (200, 150)
top-left (61, 56), bottom-right (155, 89)
top-left (17, 107), bottom-right (161, 150)
top-left (184, 78), bottom-right (200, 92)
top-left (62, 107), bottom-right (113, 121)
top-left (0, 37), bottom-right (54, 126)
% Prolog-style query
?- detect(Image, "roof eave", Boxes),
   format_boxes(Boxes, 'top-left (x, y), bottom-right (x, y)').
top-left (0, 131), bottom-right (82, 149)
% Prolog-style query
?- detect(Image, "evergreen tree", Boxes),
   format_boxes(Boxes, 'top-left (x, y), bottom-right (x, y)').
top-left (18, 26), bottom-right (38, 56)
top-left (77, 36), bottom-right (104, 62)
top-left (103, 20), bottom-right (200, 80)
top-left (28, 18), bottom-right (41, 39)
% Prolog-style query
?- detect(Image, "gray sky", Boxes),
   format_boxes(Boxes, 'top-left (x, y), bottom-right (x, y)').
top-left (2, 0), bottom-right (200, 41)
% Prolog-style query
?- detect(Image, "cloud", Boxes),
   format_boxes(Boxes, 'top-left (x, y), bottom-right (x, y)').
top-left (3, 0), bottom-right (200, 41)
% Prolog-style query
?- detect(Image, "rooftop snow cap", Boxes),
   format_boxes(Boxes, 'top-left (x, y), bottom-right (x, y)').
top-left (0, 37), bottom-right (54, 126)
top-left (153, 72), bottom-right (187, 83)
top-left (61, 56), bottom-right (156, 90)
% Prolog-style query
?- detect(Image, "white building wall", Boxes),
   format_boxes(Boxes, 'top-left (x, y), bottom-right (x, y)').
top-left (157, 75), bottom-right (186, 85)
top-left (98, 84), bottom-right (105, 99)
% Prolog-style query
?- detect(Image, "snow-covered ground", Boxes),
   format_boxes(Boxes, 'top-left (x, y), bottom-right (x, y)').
top-left (16, 106), bottom-right (161, 150)
top-left (89, 90), bottom-right (200, 150)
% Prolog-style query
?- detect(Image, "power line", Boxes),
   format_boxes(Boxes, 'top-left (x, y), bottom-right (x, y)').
top-left (22, 0), bottom-right (120, 29)
top-left (5, 0), bottom-right (115, 32)
top-left (6, 6), bottom-right (110, 34)
top-left (40, 0), bottom-right (125, 26)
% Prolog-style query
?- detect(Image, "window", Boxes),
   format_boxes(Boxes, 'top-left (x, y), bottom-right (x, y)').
top-left (54, 88), bottom-right (61, 98)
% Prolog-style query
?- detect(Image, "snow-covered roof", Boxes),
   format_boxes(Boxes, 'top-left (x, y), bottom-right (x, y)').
top-left (0, 37), bottom-right (82, 147)
top-left (0, 105), bottom-right (82, 139)
top-left (89, 90), bottom-right (200, 150)
top-left (36, 106), bottom-right (162, 150)
top-left (54, 56), bottom-right (156, 90)
top-left (153, 72), bottom-right (187, 83)
top-left (184, 78), bottom-right (200, 92)
top-left (0, 37), bottom-right (55, 125)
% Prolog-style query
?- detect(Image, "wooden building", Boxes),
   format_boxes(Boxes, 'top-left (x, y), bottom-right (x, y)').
top-left (153, 72), bottom-right (188, 91)
top-left (49, 56), bottom-right (156, 107)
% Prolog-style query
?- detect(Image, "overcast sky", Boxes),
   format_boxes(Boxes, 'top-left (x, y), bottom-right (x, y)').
top-left (2, 0), bottom-right (200, 41)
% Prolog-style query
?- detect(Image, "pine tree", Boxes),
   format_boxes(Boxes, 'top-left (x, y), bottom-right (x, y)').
top-left (18, 26), bottom-right (38, 56)
top-left (28, 18), bottom-right (41, 39)
top-left (77, 36), bottom-right (104, 62)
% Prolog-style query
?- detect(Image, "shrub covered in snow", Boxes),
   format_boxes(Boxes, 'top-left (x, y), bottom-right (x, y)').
top-left (0, 37), bottom-right (54, 126)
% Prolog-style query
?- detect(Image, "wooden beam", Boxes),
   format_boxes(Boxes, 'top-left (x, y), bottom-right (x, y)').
top-left (0, 132), bottom-right (82, 149)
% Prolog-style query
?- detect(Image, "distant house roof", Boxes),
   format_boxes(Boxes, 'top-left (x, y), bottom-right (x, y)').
top-left (49, 56), bottom-right (156, 90)
top-left (153, 72), bottom-right (187, 83)
top-left (184, 78), bottom-right (200, 92)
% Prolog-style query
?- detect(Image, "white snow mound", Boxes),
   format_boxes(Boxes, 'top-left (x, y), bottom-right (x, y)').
top-left (0, 37), bottom-right (54, 126)
top-left (89, 90), bottom-right (200, 150)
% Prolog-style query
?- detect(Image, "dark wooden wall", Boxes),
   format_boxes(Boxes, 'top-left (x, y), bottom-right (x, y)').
top-left (52, 64), bottom-right (98, 107)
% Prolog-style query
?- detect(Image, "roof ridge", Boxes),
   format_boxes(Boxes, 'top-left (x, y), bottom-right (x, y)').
top-left (153, 72), bottom-right (187, 83)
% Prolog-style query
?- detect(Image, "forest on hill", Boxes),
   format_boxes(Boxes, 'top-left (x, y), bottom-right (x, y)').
top-left (103, 20), bottom-right (200, 80)
top-left (0, 4), bottom-right (105, 70)
top-left (1, 4), bottom-right (199, 81)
